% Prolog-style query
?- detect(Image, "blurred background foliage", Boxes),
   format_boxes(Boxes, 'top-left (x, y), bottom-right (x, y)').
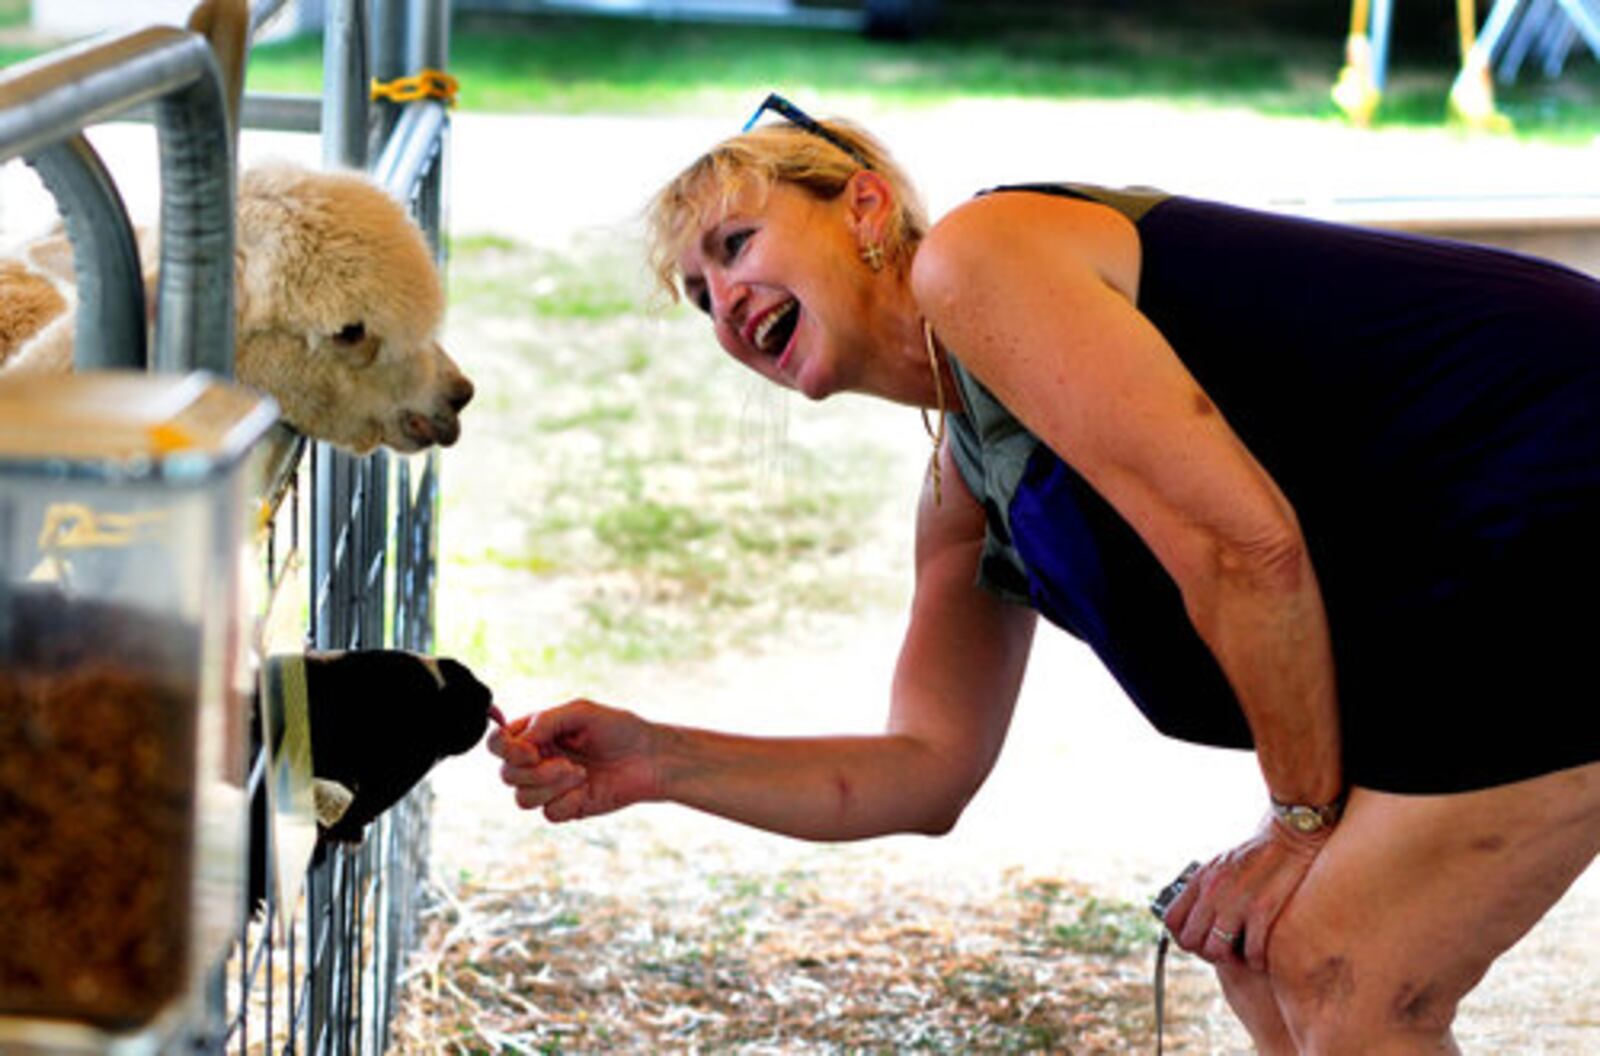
top-left (269, 0), bottom-right (1600, 139)
top-left (6, 0), bottom-right (1598, 140)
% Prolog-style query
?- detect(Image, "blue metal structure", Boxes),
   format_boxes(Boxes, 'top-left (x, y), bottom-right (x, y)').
top-left (1470, 0), bottom-right (1600, 81)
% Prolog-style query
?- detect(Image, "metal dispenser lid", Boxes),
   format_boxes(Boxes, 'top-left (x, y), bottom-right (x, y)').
top-left (0, 371), bottom-right (279, 482)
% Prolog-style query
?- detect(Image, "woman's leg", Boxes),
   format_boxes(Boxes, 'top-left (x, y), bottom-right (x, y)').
top-left (1215, 961), bottom-right (1297, 1055)
top-left (1257, 760), bottom-right (1600, 1054)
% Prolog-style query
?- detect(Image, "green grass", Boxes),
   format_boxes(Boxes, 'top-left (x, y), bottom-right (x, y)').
top-left (471, 11), bottom-right (1294, 114)
top-left (438, 234), bottom-right (907, 676)
top-left (427, 7), bottom-right (1333, 113)
top-left (1014, 877), bottom-right (1161, 958)
top-left (445, 236), bottom-right (645, 320)
top-left (6, 4), bottom-right (1599, 138)
top-left (1045, 896), bottom-right (1162, 957)
top-left (245, 7), bottom-right (1600, 140)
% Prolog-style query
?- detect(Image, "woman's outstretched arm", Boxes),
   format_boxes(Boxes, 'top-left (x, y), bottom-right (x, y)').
top-left (491, 460), bottom-right (1037, 842)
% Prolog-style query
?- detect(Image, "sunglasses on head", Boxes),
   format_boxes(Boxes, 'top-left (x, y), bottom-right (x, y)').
top-left (741, 92), bottom-right (872, 169)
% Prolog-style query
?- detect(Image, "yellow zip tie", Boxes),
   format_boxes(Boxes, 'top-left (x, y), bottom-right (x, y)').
top-left (371, 68), bottom-right (458, 106)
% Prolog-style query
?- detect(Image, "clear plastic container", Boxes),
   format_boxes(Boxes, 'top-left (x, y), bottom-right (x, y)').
top-left (0, 372), bottom-right (277, 1052)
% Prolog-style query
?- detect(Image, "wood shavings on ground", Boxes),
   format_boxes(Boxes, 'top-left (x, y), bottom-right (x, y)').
top-left (389, 814), bottom-right (1235, 1054)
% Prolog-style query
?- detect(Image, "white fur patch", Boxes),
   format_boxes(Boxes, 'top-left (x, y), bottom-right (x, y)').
top-left (414, 653), bottom-right (447, 690)
top-left (312, 777), bottom-right (355, 827)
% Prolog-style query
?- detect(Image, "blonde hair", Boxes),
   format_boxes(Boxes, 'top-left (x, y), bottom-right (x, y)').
top-left (645, 116), bottom-right (928, 302)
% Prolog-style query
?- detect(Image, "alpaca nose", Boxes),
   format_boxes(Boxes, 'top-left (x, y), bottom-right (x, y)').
top-left (448, 376), bottom-right (474, 413)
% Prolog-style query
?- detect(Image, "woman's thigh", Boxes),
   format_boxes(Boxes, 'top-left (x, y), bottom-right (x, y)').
top-left (1265, 761), bottom-right (1600, 1051)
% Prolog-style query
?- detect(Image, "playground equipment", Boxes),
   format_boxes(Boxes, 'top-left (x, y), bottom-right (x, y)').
top-left (1334, 0), bottom-right (1600, 129)
top-left (1333, 0), bottom-right (1510, 128)
top-left (1464, 0), bottom-right (1600, 91)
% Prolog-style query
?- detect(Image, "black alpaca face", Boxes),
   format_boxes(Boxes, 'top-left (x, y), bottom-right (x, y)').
top-left (424, 656), bottom-right (500, 754)
top-left (297, 650), bottom-right (499, 842)
top-left (249, 651), bottom-right (501, 910)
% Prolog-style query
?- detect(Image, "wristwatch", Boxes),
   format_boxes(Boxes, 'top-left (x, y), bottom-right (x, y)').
top-left (1270, 792), bottom-right (1346, 834)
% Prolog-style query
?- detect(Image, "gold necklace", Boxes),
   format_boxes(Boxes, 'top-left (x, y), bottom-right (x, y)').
top-left (920, 318), bottom-right (946, 506)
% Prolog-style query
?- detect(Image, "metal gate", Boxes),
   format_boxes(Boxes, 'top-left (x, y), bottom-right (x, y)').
top-left (0, 1), bottom-right (453, 1051)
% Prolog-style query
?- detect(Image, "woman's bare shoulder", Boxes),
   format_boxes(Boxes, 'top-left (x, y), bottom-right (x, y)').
top-left (913, 189), bottom-right (1141, 319)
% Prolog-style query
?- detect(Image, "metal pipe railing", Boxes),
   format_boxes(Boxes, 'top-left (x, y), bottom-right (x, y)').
top-left (371, 100), bottom-right (447, 203)
top-left (410, 0), bottom-right (450, 72)
top-left (322, 0), bottom-right (371, 171)
top-left (187, 0), bottom-right (249, 145)
top-left (23, 135), bottom-right (147, 369)
top-left (0, 27), bottom-right (234, 376)
top-left (249, 0), bottom-right (297, 34)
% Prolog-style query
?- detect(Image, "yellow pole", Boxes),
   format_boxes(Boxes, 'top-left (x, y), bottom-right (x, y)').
top-left (1350, 0), bottom-right (1371, 38)
top-left (1333, 0), bottom-right (1381, 124)
top-left (1448, 0), bottom-right (1511, 130)
top-left (1458, 0), bottom-right (1477, 59)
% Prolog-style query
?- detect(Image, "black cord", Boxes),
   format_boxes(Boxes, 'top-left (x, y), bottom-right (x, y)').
top-left (1154, 931), bottom-right (1171, 1056)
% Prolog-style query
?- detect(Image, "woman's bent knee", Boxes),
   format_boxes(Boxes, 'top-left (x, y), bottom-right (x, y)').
top-left (1268, 908), bottom-right (1468, 1054)
top-left (1257, 768), bottom-right (1600, 1052)
top-left (1215, 961), bottom-right (1298, 1055)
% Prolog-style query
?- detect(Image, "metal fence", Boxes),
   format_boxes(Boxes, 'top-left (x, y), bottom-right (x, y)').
top-left (227, 3), bottom-right (452, 1052)
top-left (0, 0), bottom-right (452, 1051)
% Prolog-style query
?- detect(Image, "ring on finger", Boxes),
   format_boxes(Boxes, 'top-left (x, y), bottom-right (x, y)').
top-left (1210, 925), bottom-right (1238, 946)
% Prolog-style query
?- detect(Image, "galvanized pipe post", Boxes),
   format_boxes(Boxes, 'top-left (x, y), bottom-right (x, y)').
top-left (0, 28), bottom-right (234, 375)
top-left (23, 136), bottom-right (147, 370)
top-left (312, 0), bottom-right (376, 656)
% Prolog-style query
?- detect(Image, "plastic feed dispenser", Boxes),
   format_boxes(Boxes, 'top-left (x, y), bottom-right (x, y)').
top-left (0, 372), bottom-right (278, 1052)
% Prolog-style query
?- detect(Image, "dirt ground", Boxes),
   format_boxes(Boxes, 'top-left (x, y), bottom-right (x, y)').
top-left (408, 603), bottom-right (1600, 1053)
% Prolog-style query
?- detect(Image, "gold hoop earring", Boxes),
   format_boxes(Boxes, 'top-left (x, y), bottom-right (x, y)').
top-left (860, 242), bottom-right (885, 272)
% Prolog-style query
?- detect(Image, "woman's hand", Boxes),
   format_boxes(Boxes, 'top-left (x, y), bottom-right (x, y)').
top-left (487, 698), bottom-right (661, 822)
top-left (1162, 813), bottom-right (1331, 972)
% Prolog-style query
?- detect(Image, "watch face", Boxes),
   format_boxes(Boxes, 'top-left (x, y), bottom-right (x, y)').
top-left (1289, 809), bottom-right (1321, 833)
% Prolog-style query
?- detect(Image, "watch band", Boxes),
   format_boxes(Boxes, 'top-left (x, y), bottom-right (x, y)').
top-left (1270, 791), bottom-right (1347, 834)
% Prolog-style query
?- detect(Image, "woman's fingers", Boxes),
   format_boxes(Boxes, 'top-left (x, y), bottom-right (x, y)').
top-left (1173, 857), bottom-right (1224, 954)
top-left (1202, 918), bottom-right (1246, 963)
top-left (1238, 850), bottom-right (1309, 971)
top-left (1241, 912), bottom-right (1271, 971)
top-left (503, 756), bottom-right (587, 811)
top-left (527, 698), bottom-right (609, 746)
top-left (500, 754), bottom-right (579, 789)
top-left (486, 713), bottom-right (534, 758)
top-left (1158, 860), bottom-right (1202, 934)
top-left (1172, 827), bottom-right (1323, 968)
top-left (499, 735), bottom-right (543, 767)
top-left (1174, 853), bottom-right (1257, 965)
top-left (490, 698), bottom-right (651, 821)
top-left (543, 784), bottom-right (592, 823)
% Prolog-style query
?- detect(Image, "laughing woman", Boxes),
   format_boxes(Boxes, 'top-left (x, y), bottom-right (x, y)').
top-left (491, 95), bottom-right (1600, 1052)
